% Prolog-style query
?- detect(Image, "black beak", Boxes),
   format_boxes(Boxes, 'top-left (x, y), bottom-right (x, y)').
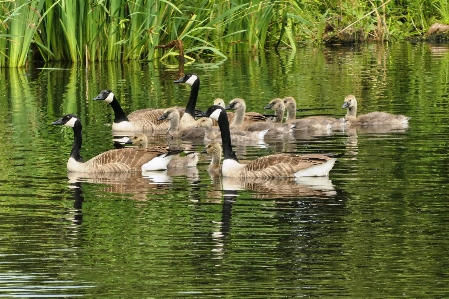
top-left (174, 77), bottom-right (184, 83)
top-left (51, 118), bottom-right (64, 125)
top-left (264, 104), bottom-right (272, 109)
top-left (158, 113), bottom-right (169, 121)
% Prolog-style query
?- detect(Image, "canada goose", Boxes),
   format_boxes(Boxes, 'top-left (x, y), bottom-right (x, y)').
top-left (201, 105), bottom-right (337, 178)
top-left (202, 141), bottom-right (222, 175)
top-left (225, 98), bottom-right (274, 131)
top-left (283, 96), bottom-right (346, 132)
top-left (93, 89), bottom-right (177, 132)
top-left (342, 94), bottom-right (410, 126)
top-left (52, 114), bottom-right (180, 172)
top-left (129, 133), bottom-right (199, 168)
top-left (174, 73), bottom-right (201, 131)
top-left (158, 107), bottom-right (206, 139)
top-left (195, 117), bottom-right (268, 142)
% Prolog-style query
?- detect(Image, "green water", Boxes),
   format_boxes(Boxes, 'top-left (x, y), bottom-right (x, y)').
top-left (1, 42), bottom-right (449, 297)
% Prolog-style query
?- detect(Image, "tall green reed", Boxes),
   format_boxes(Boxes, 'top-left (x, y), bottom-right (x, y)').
top-left (0, 0), bottom-right (446, 67)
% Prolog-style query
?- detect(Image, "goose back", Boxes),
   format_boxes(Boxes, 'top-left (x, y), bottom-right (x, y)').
top-left (284, 96), bottom-right (345, 132)
top-left (93, 90), bottom-right (177, 132)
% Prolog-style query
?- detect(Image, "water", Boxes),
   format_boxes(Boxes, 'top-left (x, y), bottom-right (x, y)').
top-left (1, 42), bottom-right (449, 297)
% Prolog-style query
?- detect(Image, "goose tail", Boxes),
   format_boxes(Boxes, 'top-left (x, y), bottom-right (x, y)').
top-left (294, 158), bottom-right (336, 178)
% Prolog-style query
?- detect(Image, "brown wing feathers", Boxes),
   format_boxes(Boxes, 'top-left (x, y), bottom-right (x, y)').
top-left (84, 147), bottom-right (177, 172)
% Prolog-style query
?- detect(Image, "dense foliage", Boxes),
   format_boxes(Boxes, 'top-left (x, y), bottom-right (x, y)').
top-left (0, 0), bottom-right (448, 67)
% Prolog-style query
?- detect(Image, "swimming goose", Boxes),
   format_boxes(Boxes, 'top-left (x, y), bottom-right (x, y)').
top-left (93, 73), bottom-right (200, 132)
top-left (201, 105), bottom-right (336, 178)
top-left (52, 114), bottom-right (180, 172)
top-left (158, 107), bottom-right (205, 139)
top-left (342, 94), bottom-right (410, 126)
top-left (129, 133), bottom-right (199, 168)
top-left (262, 98), bottom-right (294, 135)
top-left (283, 96), bottom-right (345, 132)
top-left (174, 73), bottom-right (201, 131)
top-left (225, 98), bottom-right (274, 131)
top-left (202, 141), bottom-right (222, 175)
top-left (93, 90), bottom-right (176, 132)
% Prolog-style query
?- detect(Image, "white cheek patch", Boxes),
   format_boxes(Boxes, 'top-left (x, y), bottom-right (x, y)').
top-left (209, 109), bottom-right (222, 121)
top-left (185, 75), bottom-right (198, 86)
top-left (105, 92), bottom-right (114, 103)
top-left (66, 117), bottom-right (78, 128)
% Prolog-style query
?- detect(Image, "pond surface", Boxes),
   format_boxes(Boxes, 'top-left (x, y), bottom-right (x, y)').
top-left (1, 42), bottom-right (449, 298)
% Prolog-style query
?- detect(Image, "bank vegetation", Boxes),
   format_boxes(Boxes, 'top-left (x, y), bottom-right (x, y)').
top-left (0, 0), bottom-right (448, 67)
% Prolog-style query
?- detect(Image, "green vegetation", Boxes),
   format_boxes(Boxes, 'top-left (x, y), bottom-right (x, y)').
top-left (0, 0), bottom-right (448, 67)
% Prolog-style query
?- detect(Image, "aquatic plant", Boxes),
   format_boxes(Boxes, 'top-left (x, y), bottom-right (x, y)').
top-left (0, 0), bottom-right (448, 67)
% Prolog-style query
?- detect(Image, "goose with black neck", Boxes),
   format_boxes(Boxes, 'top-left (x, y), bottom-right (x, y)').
top-left (52, 114), bottom-right (181, 172)
top-left (201, 105), bottom-right (337, 178)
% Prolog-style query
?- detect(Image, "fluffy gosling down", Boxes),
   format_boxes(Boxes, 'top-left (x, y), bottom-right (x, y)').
top-left (342, 94), bottom-right (410, 126)
top-left (52, 114), bottom-right (180, 173)
top-left (195, 117), bottom-right (268, 142)
top-left (202, 141), bottom-right (223, 175)
top-left (201, 105), bottom-right (337, 178)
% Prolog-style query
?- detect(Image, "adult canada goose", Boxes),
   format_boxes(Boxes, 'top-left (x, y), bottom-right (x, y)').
top-left (342, 94), bottom-right (410, 126)
top-left (129, 133), bottom-right (199, 168)
top-left (174, 73), bottom-right (201, 131)
top-left (93, 89), bottom-right (177, 132)
top-left (93, 73), bottom-right (200, 132)
top-left (195, 117), bottom-right (268, 142)
top-left (158, 107), bottom-right (205, 139)
top-left (52, 114), bottom-right (180, 172)
top-left (201, 105), bottom-right (337, 178)
top-left (225, 98), bottom-right (274, 131)
top-left (283, 96), bottom-right (345, 132)
top-left (202, 141), bottom-right (222, 175)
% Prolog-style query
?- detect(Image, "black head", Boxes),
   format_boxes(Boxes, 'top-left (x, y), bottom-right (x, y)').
top-left (52, 114), bottom-right (79, 127)
top-left (94, 89), bottom-right (113, 101)
top-left (199, 105), bottom-right (226, 120)
top-left (174, 73), bottom-right (199, 86)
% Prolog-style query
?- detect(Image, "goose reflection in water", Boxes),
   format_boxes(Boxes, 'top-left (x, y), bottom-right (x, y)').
top-left (68, 172), bottom-right (169, 201)
top-left (221, 176), bottom-right (336, 199)
top-left (67, 166), bottom-right (199, 200)
top-left (67, 180), bottom-right (85, 225)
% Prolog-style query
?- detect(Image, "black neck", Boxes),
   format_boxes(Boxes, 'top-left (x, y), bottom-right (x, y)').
top-left (110, 96), bottom-right (129, 123)
top-left (70, 121), bottom-right (84, 162)
top-left (185, 79), bottom-right (200, 117)
top-left (217, 109), bottom-right (238, 161)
